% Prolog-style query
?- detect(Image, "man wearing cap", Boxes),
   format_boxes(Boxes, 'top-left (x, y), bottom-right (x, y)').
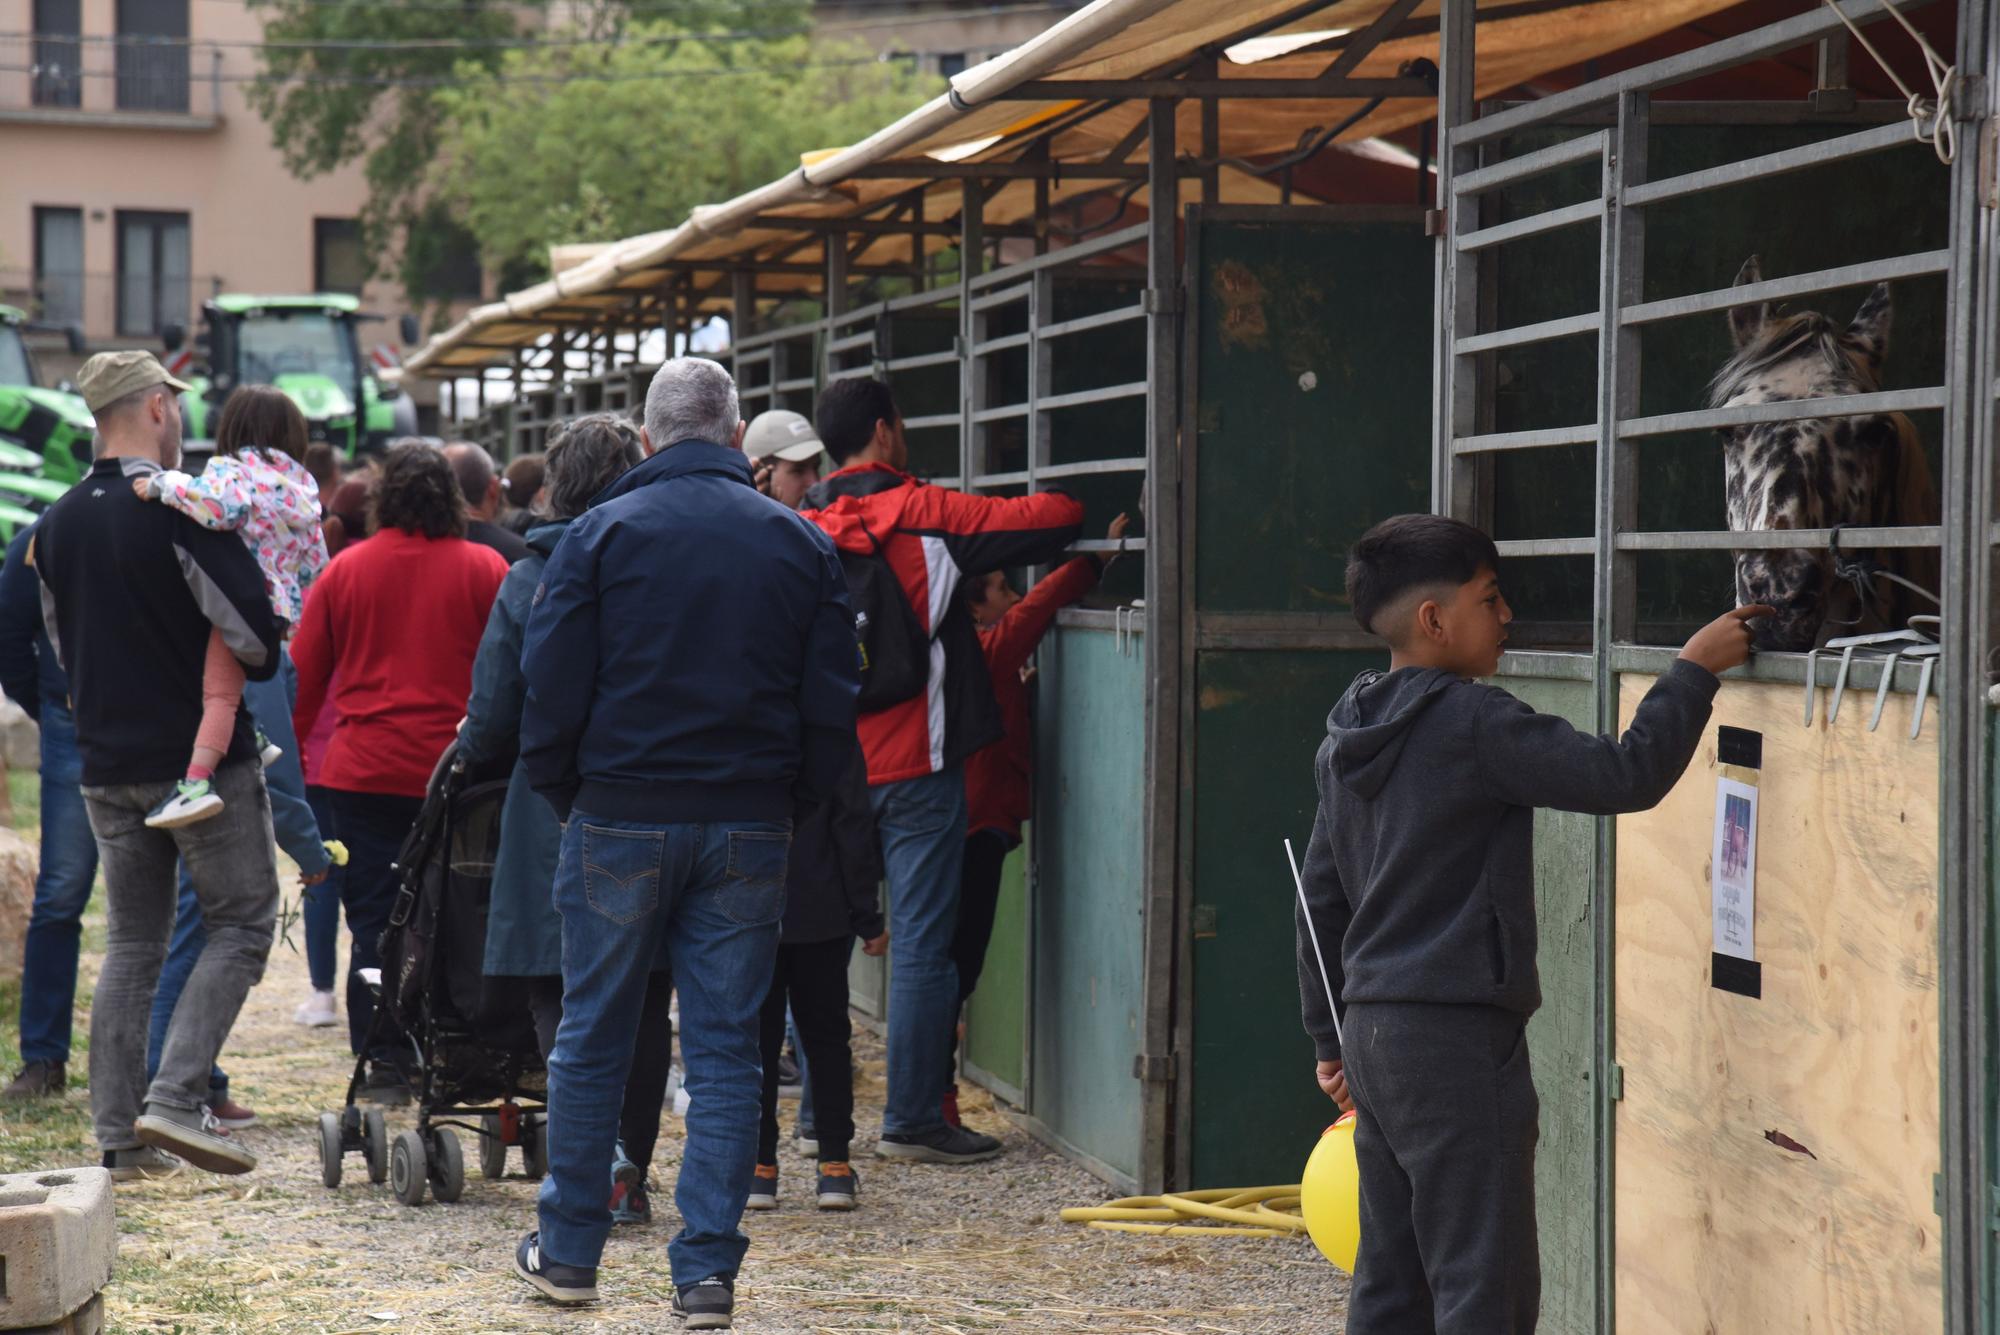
top-left (745, 409), bottom-right (827, 511)
top-left (33, 351), bottom-right (284, 1179)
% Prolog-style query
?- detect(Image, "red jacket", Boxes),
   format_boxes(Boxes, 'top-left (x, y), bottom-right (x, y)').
top-left (965, 556), bottom-right (1102, 839)
top-left (801, 464), bottom-right (1084, 786)
top-left (291, 528), bottom-right (508, 798)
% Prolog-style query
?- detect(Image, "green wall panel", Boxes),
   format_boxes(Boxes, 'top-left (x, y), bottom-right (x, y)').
top-left (1502, 674), bottom-right (1599, 1335)
top-left (964, 840), bottom-right (1028, 1097)
top-left (1031, 624), bottom-right (1147, 1182)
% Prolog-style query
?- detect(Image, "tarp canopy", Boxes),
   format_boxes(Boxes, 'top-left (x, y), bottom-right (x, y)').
top-left (407, 0), bottom-right (1750, 375)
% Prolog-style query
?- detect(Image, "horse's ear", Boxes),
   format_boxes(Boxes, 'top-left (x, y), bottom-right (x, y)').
top-left (1729, 255), bottom-right (1769, 349)
top-left (1846, 282), bottom-right (1892, 374)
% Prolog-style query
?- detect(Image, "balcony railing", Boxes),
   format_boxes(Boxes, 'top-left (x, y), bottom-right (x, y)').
top-left (2, 35), bottom-right (224, 121)
top-left (0, 270), bottom-right (226, 345)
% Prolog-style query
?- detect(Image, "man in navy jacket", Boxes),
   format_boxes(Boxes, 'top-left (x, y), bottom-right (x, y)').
top-left (513, 357), bottom-right (859, 1329)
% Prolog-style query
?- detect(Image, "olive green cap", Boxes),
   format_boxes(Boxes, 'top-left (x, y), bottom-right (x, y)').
top-left (75, 350), bottom-right (191, 416)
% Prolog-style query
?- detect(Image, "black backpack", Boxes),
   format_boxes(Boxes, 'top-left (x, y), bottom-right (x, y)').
top-left (837, 532), bottom-right (931, 711)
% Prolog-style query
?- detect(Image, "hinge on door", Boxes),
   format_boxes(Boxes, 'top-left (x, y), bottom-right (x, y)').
top-left (1423, 207), bottom-right (1446, 237)
top-left (1606, 1063), bottom-right (1624, 1102)
top-left (1142, 286), bottom-right (1182, 316)
top-left (1191, 904), bottom-right (1218, 939)
top-left (1133, 1052), bottom-right (1177, 1083)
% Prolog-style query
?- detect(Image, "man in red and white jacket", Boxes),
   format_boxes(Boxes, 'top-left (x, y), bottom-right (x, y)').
top-left (801, 378), bottom-right (1082, 1164)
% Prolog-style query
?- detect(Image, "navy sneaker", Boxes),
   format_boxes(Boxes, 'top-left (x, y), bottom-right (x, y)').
top-left (875, 1124), bottom-right (1003, 1164)
top-left (514, 1231), bottom-right (597, 1305)
top-left (816, 1161), bottom-right (858, 1211)
top-left (671, 1275), bottom-right (735, 1329)
top-left (746, 1163), bottom-right (778, 1211)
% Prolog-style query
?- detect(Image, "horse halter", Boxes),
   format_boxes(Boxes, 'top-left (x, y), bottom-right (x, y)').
top-left (1824, 524), bottom-right (1940, 628)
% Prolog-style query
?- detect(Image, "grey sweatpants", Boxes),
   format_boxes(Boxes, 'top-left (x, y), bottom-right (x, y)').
top-left (1340, 1002), bottom-right (1540, 1335)
top-left (81, 760), bottom-right (278, 1151)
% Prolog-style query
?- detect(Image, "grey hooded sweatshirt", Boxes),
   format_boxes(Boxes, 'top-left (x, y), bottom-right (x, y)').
top-left (1296, 658), bottom-right (1719, 1059)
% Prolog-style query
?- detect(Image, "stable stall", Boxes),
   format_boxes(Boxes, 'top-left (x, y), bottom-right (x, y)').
top-left (402, 1), bottom-right (2000, 1329)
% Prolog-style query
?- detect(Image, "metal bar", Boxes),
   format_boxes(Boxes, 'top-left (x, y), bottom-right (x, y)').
top-left (1491, 537), bottom-right (1595, 557)
top-left (971, 282), bottom-right (1033, 312)
top-left (901, 411), bottom-right (960, 431)
top-left (961, 179), bottom-right (985, 492)
top-left (972, 403), bottom-right (1031, 424)
top-left (774, 376), bottom-right (816, 393)
top-left (971, 469), bottom-right (1031, 488)
top-left (992, 75), bottom-right (1434, 100)
top-left (1033, 457), bottom-right (1148, 479)
top-left (1624, 121), bottom-right (1919, 209)
top-left (1455, 199), bottom-right (1603, 252)
top-left (1037, 382), bottom-right (1149, 412)
top-left (1453, 423), bottom-right (1598, 454)
top-left (1027, 270), bottom-right (1050, 498)
top-left (825, 330), bottom-right (874, 354)
top-left (1620, 387), bottom-right (1946, 436)
top-left (972, 331), bottom-right (1033, 355)
top-left (847, 161), bottom-right (1165, 181)
top-left (968, 223), bottom-right (1149, 290)
top-left (1325, 0), bottom-right (1424, 80)
top-left (1039, 303), bottom-right (1146, 341)
top-left (1433, 0), bottom-right (1478, 518)
top-left (1453, 310), bottom-right (1599, 356)
top-left (1070, 536), bottom-right (1146, 553)
top-left (1614, 524), bottom-right (1941, 550)
top-left (1451, 130), bottom-right (1606, 196)
top-left (1461, 0), bottom-right (1941, 146)
top-left (882, 350), bottom-right (962, 373)
top-left (1620, 251), bottom-right (1952, 326)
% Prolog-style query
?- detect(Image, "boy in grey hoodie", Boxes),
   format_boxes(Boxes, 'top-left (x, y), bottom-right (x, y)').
top-left (1295, 515), bottom-right (1768, 1334)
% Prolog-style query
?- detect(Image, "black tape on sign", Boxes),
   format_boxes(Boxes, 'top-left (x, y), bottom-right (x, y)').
top-left (1712, 953), bottom-right (1762, 998)
top-left (1717, 725), bottom-right (1762, 769)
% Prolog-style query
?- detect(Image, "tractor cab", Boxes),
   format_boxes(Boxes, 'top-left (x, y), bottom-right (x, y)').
top-left (0, 305), bottom-right (94, 486)
top-left (165, 295), bottom-right (418, 458)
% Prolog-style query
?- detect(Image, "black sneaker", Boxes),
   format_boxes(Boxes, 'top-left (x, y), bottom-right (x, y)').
top-left (874, 1125), bottom-right (1003, 1164)
top-left (513, 1231), bottom-right (597, 1306)
top-left (3, 1059), bottom-right (66, 1100)
top-left (133, 1102), bottom-right (255, 1175)
top-left (359, 1065), bottom-right (413, 1107)
top-left (671, 1275), bottom-right (735, 1330)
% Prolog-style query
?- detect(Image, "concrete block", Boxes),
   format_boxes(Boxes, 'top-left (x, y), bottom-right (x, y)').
top-left (0, 1168), bottom-right (115, 1332)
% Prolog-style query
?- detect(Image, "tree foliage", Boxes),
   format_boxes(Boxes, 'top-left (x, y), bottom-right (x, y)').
top-left (428, 30), bottom-right (938, 286)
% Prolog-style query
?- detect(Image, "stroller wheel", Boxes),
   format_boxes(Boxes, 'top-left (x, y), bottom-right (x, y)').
top-left (521, 1113), bottom-right (549, 1180)
top-left (317, 1112), bottom-right (343, 1189)
top-left (478, 1114), bottom-right (508, 1180)
top-left (362, 1108), bottom-right (389, 1185)
top-left (391, 1130), bottom-right (430, 1206)
top-left (430, 1128), bottom-right (466, 1203)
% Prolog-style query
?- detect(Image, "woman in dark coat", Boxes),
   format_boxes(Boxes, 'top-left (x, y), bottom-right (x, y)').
top-left (458, 414), bottom-right (669, 1225)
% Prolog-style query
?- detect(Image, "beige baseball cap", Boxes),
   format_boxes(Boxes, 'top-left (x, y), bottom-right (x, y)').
top-left (743, 409), bottom-right (826, 464)
top-left (75, 350), bottom-right (191, 416)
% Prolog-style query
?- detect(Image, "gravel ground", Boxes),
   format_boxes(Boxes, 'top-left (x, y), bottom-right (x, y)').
top-left (0, 869), bottom-right (1348, 1333)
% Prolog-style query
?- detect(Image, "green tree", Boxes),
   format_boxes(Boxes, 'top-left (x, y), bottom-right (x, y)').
top-left (428, 29), bottom-right (938, 286)
top-left (242, 0), bottom-right (827, 308)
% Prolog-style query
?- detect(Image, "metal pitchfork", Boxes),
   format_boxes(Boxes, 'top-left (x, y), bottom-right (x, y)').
top-left (1802, 617), bottom-right (1940, 738)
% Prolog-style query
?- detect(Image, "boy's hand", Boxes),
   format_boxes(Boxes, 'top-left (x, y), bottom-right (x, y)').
top-left (862, 931), bottom-right (889, 957)
top-left (751, 458), bottom-right (774, 496)
top-left (1316, 1059), bottom-right (1353, 1113)
top-left (1106, 512), bottom-right (1130, 543)
top-left (1678, 605), bottom-right (1773, 676)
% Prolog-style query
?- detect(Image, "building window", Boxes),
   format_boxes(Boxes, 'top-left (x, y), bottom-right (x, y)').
top-left (32, 0), bottom-right (82, 109)
top-left (936, 52), bottom-right (968, 80)
top-left (116, 0), bottom-right (189, 113)
top-left (33, 208), bottom-right (85, 328)
top-left (116, 210), bottom-right (190, 338)
top-left (314, 218), bottom-right (366, 296)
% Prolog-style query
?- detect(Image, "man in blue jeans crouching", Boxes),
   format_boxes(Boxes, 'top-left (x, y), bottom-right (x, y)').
top-left (513, 357), bottom-right (859, 1330)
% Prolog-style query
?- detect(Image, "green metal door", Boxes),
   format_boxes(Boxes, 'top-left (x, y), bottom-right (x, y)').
top-left (1178, 206), bottom-right (1431, 1189)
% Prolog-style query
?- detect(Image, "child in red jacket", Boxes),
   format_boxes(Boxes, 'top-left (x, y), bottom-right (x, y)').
top-left (944, 513), bottom-right (1127, 1124)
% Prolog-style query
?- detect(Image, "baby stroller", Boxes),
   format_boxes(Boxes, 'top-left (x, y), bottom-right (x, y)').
top-left (315, 742), bottom-right (550, 1206)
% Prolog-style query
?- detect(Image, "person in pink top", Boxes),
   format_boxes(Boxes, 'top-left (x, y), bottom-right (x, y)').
top-left (133, 386), bottom-right (329, 830)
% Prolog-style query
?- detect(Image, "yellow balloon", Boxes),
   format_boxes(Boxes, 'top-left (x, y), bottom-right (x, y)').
top-left (1300, 1112), bottom-right (1361, 1271)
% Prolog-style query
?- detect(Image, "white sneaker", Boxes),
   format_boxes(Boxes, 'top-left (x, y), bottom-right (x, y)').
top-left (293, 990), bottom-right (337, 1028)
top-left (255, 727), bottom-right (282, 767)
top-left (144, 779), bottom-right (222, 829)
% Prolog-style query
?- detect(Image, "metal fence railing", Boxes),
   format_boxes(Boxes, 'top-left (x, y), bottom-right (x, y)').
top-left (1, 35), bottom-right (224, 118)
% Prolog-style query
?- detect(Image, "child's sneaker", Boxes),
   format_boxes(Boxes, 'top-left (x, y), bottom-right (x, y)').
top-left (745, 1163), bottom-right (778, 1210)
top-left (610, 1176), bottom-right (652, 1225)
top-left (816, 1162), bottom-right (858, 1211)
top-left (293, 989), bottom-right (338, 1027)
top-left (255, 727), bottom-right (282, 767)
top-left (144, 779), bottom-right (222, 829)
top-left (793, 1116), bottom-right (818, 1158)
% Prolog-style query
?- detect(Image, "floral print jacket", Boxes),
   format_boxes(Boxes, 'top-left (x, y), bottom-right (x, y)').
top-left (144, 447), bottom-right (329, 627)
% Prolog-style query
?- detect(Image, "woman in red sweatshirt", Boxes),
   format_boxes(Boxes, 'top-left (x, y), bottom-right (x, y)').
top-left (291, 442), bottom-right (509, 1101)
top-left (945, 513), bottom-right (1126, 1124)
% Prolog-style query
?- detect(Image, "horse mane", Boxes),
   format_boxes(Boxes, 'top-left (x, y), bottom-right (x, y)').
top-left (1706, 312), bottom-right (1860, 409)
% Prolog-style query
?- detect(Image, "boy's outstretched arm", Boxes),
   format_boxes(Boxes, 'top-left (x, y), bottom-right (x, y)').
top-left (1475, 605), bottom-right (1768, 815)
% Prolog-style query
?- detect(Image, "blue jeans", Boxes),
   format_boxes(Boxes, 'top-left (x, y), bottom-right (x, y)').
top-left (303, 785), bottom-right (341, 992)
top-left (869, 766), bottom-right (967, 1138)
top-left (537, 811), bottom-right (789, 1285)
top-left (144, 868), bottom-right (228, 1101)
top-left (17, 703), bottom-right (102, 1066)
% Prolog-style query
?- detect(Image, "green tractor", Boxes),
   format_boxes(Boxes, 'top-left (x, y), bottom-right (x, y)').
top-left (164, 295), bottom-right (419, 458)
top-left (0, 304), bottom-right (95, 488)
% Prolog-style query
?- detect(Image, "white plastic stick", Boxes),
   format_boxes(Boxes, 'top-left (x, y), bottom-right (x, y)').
top-left (1285, 837), bottom-right (1343, 1048)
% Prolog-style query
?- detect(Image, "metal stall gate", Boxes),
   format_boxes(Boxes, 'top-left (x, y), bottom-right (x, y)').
top-left (1433, 0), bottom-right (1989, 1330)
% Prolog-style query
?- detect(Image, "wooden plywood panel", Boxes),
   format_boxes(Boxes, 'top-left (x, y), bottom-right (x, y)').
top-left (1613, 676), bottom-right (1940, 1335)
top-left (1504, 675), bottom-right (1599, 1335)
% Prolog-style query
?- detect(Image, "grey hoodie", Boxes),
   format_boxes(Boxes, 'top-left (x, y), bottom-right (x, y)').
top-left (1296, 658), bottom-right (1719, 1059)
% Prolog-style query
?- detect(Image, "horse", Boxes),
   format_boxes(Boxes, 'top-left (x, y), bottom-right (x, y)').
top-left (1712, 255), bottom-right (1941, 652)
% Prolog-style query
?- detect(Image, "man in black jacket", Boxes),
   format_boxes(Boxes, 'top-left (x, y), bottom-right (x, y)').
top-left (34, 351), bottom-right (284, 1179)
